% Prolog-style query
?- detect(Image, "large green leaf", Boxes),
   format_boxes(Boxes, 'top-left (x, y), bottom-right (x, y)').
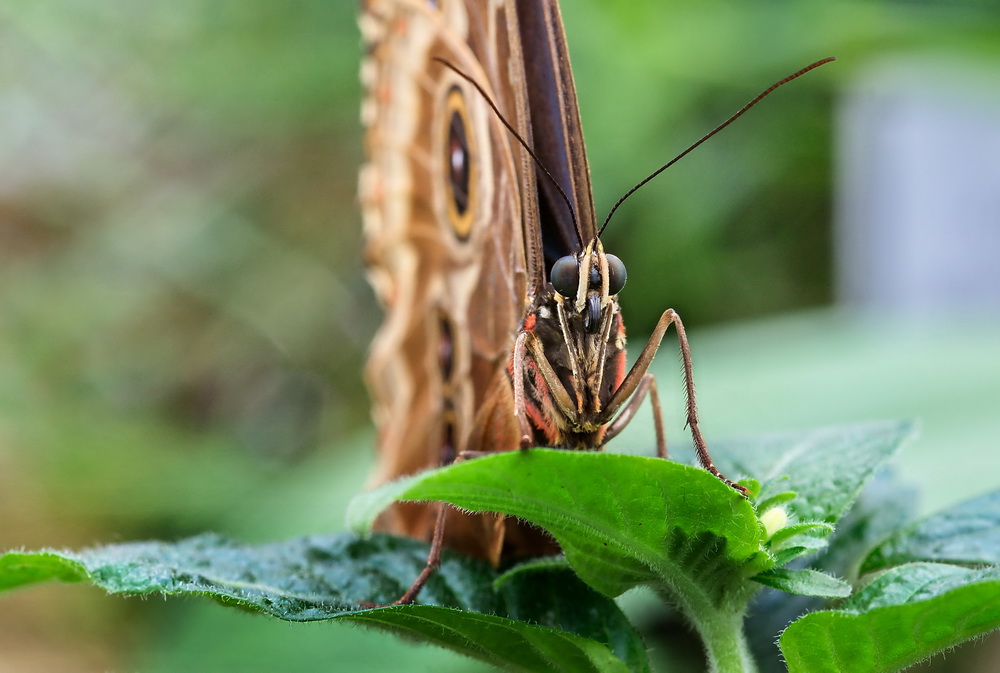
top-left (780, 562), bottom-right (1000, 673)
top-left (861, 488), bottom-right (1000, 573)
top-left (714, 420), bottom-right (917, 524)
top-left (0, 533), bottom-right (647, 673)
top-left (352, 450), bottom-right (770, 603)
top-left (352, 422), bottom-right (918, 606)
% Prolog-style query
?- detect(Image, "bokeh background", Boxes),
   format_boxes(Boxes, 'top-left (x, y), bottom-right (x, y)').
top-left (2, 1), bottom-right (999, 671)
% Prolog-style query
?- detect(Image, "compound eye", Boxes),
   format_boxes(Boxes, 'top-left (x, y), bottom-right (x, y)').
top-left (606, 254), bottom-right (627, 295)
top-left (550, 255), bottom-right (579, 297)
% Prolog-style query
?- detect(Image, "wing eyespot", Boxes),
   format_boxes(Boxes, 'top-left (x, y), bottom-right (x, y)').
top-left (443, 87), bottom-right (476, 240)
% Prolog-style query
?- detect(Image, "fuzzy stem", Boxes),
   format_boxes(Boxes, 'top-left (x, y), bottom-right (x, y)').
top-left (694, 608), bottom-right (758, 673)
top-left (660, 584), bottom-right (759, 673)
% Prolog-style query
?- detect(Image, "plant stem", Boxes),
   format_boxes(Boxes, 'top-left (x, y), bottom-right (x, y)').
top-left (663, 584), bottom-right (758, 673)
top-left (695, 608), bottom-right (758, 673)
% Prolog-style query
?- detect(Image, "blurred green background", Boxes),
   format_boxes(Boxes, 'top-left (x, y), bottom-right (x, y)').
top-left (2, 1), bottom-right (999, 672)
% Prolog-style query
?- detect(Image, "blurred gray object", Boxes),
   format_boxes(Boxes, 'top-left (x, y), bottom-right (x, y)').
top-left (836, 56), bottom-right (1000, 313)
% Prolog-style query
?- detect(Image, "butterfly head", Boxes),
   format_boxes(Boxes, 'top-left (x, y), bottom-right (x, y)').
top-left (549, 238), bottom-right (627, 334)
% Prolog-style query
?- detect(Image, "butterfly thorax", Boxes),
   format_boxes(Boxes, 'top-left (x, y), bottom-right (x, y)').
top-left (516, 239), bottom-right (629, 449)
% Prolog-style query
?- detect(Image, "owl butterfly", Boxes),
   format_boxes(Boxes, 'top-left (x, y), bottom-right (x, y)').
top-left (359, 0), bottom-right (831, 601)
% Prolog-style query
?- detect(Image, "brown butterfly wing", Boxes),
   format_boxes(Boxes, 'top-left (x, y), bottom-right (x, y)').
top-left (360, 0), bottom-right (541, 558)
top-left (515, 1), bottom-right (598, 264)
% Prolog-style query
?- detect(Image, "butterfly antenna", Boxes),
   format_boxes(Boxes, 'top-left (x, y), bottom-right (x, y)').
top-left (434, 58), bottom-right (581, 242)
top-left (598, 57), bottom-right (835, 237)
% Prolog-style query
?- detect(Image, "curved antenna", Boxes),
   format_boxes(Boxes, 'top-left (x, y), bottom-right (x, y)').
top-left (434, 58), bottom-right (582, 246)
top-left (598, 57), bottom-right (836, 238)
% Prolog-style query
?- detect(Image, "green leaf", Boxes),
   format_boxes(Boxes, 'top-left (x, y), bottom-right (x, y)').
top-left (714, 420), bottom-right (917, 525)
top-left (744, 472), bottom-right (917, 673)
top-left (354, 449), bottom-right (770, 602)
top-left (840, 562), bottom-right (1000, 612)
top-left (862, 488), bottom-right (1000, 574)
top-left (351, 606), bottom-right (633, 673)
top-left (767, 522), bottom-right (834, 551)
top-left (813, 471), bottom-right (917, 581)
top-left (780, 562), bottom-right (1000, 673)
top-left (0, 533), bottom-right (648, 673)
top-left (769, 547), bottom-right (811, 567)
top-left (754, 490), bottom-right (797, 515)
top-left (494, 557), bottom-right (573, 589)
top-left (2, 534), bottom-right (497, 615)
top-left (752, 568), bottom-right (852, 598)
top-left (0, 551), bottom-right (89, 590)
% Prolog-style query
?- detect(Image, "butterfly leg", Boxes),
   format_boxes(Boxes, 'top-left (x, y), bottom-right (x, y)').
top-left (512, 329), bottom-right (580, 447)
top-left (391, 502), bottom-right (448, 605)
top-left (600, 373), bottom-right (667, 459)
top-left (603, 308), bottom-right (747, 495)
top-left (511, 331), bottom-right (537, 447)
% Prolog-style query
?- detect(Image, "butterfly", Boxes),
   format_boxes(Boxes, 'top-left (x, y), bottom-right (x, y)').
top-left (359, 0), bottom-right (829, 601)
